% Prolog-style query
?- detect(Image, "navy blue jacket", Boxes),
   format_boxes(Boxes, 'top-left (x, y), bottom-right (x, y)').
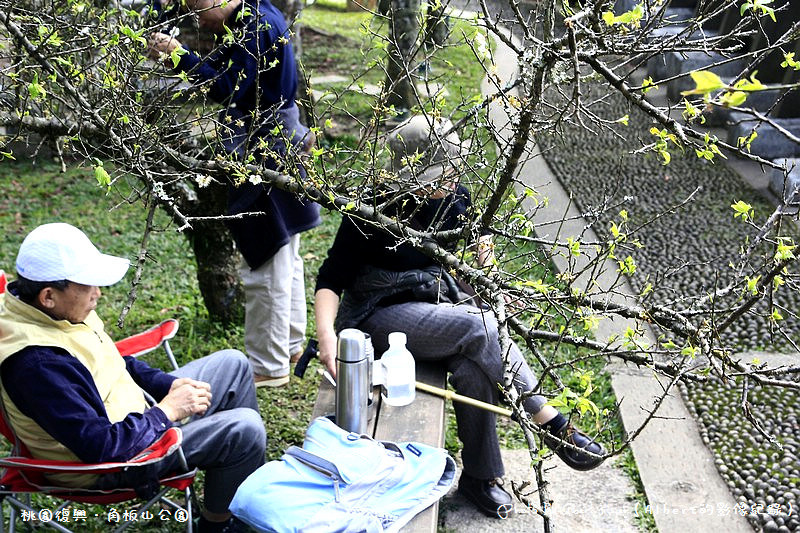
top-left (173, 0), bottom-right (320, 268)
top-left (174, 0), bottom-right (297, 115)
top-left (1, 345), bottom-right (174, 464)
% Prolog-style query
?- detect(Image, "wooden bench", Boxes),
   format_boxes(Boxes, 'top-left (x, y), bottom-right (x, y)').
top-left (310, 362), bottom-right (447, 533)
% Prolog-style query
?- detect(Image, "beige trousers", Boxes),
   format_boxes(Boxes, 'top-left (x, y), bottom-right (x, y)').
top-left (240, 234), bottom-right (307, 377)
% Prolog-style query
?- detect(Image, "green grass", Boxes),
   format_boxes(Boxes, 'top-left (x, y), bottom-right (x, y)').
top-left (300, 4), bottom-right (492, 126)
top-left (302, 0), bottom-right (373, 42)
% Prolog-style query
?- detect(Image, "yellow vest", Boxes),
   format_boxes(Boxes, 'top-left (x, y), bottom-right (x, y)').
top-left (0, 290), bottom-right (148, 487)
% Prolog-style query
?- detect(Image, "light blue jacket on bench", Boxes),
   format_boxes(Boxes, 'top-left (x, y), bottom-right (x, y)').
top-left (230, 416), bottom-right (457, 532)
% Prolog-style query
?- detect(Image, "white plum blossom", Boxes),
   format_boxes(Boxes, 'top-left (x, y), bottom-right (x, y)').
top-left (195, 174), bottom-right (212, 188)
top-left (474, 31), bottom-right (490, 62)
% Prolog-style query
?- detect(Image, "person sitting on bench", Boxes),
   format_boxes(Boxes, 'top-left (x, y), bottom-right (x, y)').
top-left (313, 116), bottom-right (604, 519)
top-left (0, 223), bottom-right (265, 533)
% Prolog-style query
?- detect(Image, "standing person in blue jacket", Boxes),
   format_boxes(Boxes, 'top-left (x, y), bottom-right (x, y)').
top-left (148, 0), bottom-right (321, 388)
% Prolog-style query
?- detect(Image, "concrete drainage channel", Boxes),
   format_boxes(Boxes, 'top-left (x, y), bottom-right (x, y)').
top-left (533, 66), bottom-right (800, 531)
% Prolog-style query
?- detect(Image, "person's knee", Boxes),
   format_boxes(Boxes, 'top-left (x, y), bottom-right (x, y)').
top-left (455, 321), bottom-right (502, 376)
top-left (230, 409), bottom-right (267, 457)
top-left (460, 311), bottom-right (500, 348)
top-left (448, 358), bottom-right (498, 402)
top-left (240, 409), bottom-right (267, 455)
top-left (212, 349), bottom-right (251, 376)
top-left (213, 348), bottom-right (247, 363)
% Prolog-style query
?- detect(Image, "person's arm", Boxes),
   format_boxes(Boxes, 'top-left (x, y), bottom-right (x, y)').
top-left (314, 288), bottom-right (340, 377)
top-left (454, 184), bottom-right (495, 270)
top-left (124, 356), bottom-right (175, 401)
top-left (156, 377), bottom-right (212, 422)
top-left (146, 32), bottom-right (183, 64)
top-left (315, 216), bottom-right (365, 291)
top-left (0, 347), bottom-right (208, 463)
top-left (470, 200), bottom-right (519, 307)
top-left (148, 22), bottom-right (263, 106)
top-left (314, 216), bottom-right (371, 377)
top-left (123, 354), bottom-right (211, 417)
top-left (174, 37), bottom-right (260, 105)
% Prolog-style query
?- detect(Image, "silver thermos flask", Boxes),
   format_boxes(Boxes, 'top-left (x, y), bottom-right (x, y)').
top-left (335, 328), bottom-right (370, 434)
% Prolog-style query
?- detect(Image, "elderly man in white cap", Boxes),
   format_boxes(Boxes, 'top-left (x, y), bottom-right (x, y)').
top-left (0, 223), bottom-right (264, 533)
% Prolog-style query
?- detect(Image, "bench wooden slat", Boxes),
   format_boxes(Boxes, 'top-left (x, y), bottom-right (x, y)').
top-left (372, 362), bottom-right (446, 533)
top-left (372, 362), bottom-right (446, 445)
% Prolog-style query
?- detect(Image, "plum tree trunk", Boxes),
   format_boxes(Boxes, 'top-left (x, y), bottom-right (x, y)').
top-left (183, 181), bottom-right (244, 325)
top-left (384, 0), bottom-right (419, 111)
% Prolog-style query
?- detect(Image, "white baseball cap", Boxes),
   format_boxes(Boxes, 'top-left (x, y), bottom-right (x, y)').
top-left (16, 223), bottom-right (130, 286)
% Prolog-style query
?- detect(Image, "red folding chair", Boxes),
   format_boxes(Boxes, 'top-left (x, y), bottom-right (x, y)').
top-left (0, 270), bottom-right (196, 532)
top-left (115, 318), bottom-right (181, 371)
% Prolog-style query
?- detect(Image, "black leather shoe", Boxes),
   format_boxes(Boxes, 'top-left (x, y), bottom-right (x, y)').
top-left (457, 473), bottom-right (514, 518)
top-left (543, 423), bottom-right (604, 471)
top-left (197, 516), bottom-right (247, 533)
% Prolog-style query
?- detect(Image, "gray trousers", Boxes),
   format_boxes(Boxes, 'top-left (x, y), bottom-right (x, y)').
top-left (97, 350), bottom-right (266, 514)
top-left (360, 302), bottom-right (546, 480)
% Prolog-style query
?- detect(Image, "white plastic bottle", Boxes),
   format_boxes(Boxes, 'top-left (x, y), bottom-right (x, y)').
top-left (380, 332), bottom-right (416, 407)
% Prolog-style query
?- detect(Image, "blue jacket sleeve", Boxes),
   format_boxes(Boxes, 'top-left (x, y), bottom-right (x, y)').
top-left (0, 346), bottom-right (173, 464)
top-left (173, 29), bottom-right (261, 106)
top-left (124, 356), bottom-right (175, 401)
